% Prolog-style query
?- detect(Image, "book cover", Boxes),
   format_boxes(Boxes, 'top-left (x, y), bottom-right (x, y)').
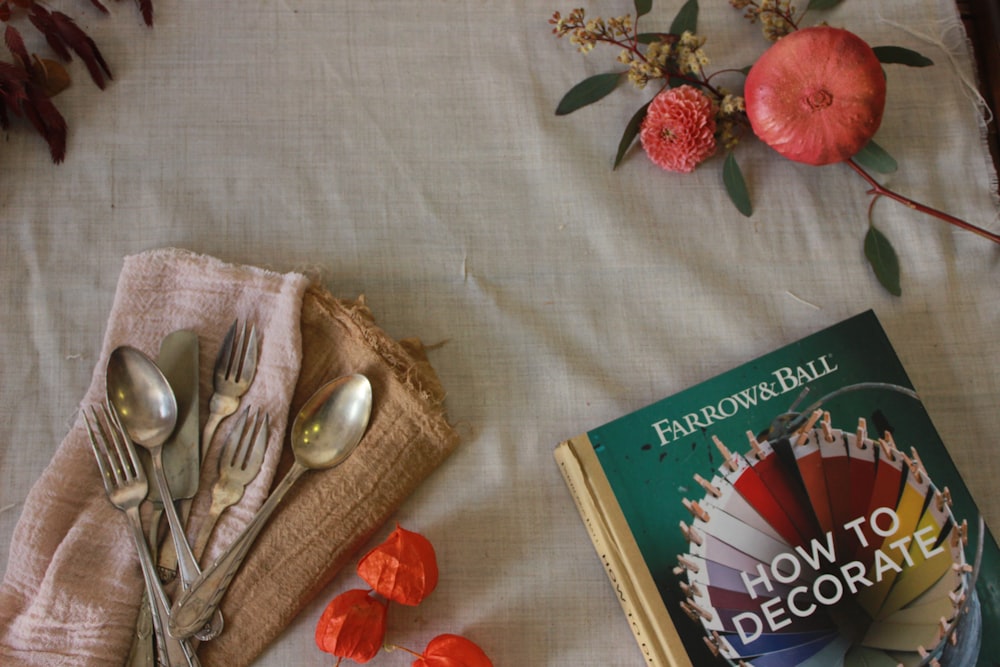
top-left (555, 310), bottom-right (998, 666)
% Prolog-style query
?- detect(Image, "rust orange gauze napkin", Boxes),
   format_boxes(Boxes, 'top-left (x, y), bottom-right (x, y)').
top-left (0, 248), bottom-right (460, 667)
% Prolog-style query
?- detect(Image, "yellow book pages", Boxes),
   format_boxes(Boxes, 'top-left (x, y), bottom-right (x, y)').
top-left (554, 435), bottom-right (692, 667)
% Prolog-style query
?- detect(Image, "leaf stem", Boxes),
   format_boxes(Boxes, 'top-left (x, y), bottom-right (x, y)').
top-left (384, 643), bottom-right (422, 658)
top-left (846, 158), bottom-right (1000, 245)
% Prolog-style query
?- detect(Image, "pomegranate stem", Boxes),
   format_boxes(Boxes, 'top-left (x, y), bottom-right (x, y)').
top-left (846, 159), bottom-right (1000, 245)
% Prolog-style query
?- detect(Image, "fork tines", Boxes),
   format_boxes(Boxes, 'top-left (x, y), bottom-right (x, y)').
top-left (221, 319), bottom-right (258, 384)
top-left (221, 407), bottom-right (267, 471)
top-left (84, 402), bottom-right (147, 493)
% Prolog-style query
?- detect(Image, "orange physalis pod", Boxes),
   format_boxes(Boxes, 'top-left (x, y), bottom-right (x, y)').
top-left (357, 525), bottom-right (439, 606)
top-left (314, 588), bottom-right (388, 664)
top-left (412, 634), bottom-right (493, 667)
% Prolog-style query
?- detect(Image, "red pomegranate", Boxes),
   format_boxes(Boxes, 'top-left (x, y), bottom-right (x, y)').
top-left (744, 26), bottom-right (886, 166)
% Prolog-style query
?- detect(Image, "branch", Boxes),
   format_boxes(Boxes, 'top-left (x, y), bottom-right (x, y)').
top-left (846, 158), bottom-right (1000, 245)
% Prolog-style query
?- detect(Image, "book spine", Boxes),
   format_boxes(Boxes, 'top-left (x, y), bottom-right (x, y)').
top-left (555, 438), bottom-right (687, 667)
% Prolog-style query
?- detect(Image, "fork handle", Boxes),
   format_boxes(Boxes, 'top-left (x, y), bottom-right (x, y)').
top-left (190, 495), bottom-right (229, 563)
top-left (125, 507), bottom-right (201, 667)
top-left (150, 450), bottom-right (226, 641)
top-left (127, 504), bottom-right (162, 667)
top-left (125, 591), bottom-right (154, 667)
top-left (201, 396), bottom-right (239, 464)
top-left (170, 463), bottom-right (307, 639)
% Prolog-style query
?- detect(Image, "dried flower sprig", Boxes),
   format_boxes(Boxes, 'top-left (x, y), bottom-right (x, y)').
top-left (731, 0), bottom-right (798, 41)
top-left (551, 2), bottom-right (751, 170)
top-left (315, 525), bottom-right (493, 667)
top-left (550, 0), bottom-right (1000, 295)
top-left (1, 0), bottom-right (152, 162)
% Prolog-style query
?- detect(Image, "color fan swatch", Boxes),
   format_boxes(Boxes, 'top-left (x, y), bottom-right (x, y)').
top-left (676, 413), bottom-right (972, 665)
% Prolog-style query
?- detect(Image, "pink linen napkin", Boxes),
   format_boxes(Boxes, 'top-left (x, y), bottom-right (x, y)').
top-left (0, 248), bottom-right (310, 665)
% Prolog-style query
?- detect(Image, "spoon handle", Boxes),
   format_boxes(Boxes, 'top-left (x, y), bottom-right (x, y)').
top-left (151, 448), bottom-right (226, 640)
top-left (150, 448), bottom-right (201, 588)
top-left (169, 463), bottom-right (307, 639)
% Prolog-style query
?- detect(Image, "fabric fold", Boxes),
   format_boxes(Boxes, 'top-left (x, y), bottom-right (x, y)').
top-left (198, 285), bottom-right (461, 666)
top-left (1, 249), bottom-right (459, 666)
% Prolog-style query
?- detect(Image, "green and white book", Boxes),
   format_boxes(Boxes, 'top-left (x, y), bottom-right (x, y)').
top-left (555, 310), bottom-right (997, 666)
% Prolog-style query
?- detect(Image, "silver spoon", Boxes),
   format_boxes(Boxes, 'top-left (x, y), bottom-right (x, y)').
top-left (107, 345), bottom-right (224, 640)
top-left (168, 373), bottom-right (373, 639)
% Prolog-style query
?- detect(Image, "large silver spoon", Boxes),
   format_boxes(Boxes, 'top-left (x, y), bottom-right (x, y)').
top-left (107, 345), bottom-right (224, 639)
top-left (168, 373), bottom-right (373, 639)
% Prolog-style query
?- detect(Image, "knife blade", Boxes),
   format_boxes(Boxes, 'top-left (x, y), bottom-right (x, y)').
top-left (154, 330), bottom-right (201, 581)
top-left (157, 330), bottom-right (202, 502)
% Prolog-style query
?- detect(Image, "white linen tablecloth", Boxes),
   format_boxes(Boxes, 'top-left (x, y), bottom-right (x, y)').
top-left (2, 1), bottom-right (998, 664)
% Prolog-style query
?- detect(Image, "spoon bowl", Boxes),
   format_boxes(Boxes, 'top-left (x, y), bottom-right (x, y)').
top-left (291, 374), bottom-right (373, 469)
top-left (106, 346), bottom-right (178, 447)
top-left (169, 373), bottom-right (373, 639)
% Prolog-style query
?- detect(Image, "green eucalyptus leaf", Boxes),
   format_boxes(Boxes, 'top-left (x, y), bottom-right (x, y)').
top-left (634, 0), bottom-right (653, 18)
top-left (806, 0), bottom-right (844, 10)
top-left (670, 0), bottom-right (698, 36)
top-left (872, 45), bottom-right (934, 67)
top-left (556, 72), bottom-right (624, 116)
top-left (853, 140), bottom-right (898, 174)
top-left (864, 226), bottom-right (902, 296)
top-left (723, 152), bottom-right (753, 217)
top-left (615, 101), bottom-right (651, 169)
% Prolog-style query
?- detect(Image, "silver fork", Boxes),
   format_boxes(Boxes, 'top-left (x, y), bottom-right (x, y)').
top-left (85, 402), bottom-right (201, 667)
top-left (190, 407), bottom-right (269, 563)
top-left (201, 320), bottom-right (258, 463)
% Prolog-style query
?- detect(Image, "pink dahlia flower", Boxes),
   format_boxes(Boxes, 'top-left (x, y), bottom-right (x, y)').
top-left (639, 85), bottom-right (717, 173)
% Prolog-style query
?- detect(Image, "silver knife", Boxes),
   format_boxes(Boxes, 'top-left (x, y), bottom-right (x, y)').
top-left (155, 330), bottom-right (201, 579)
top-left (158, 331), bottom-right (202, 505)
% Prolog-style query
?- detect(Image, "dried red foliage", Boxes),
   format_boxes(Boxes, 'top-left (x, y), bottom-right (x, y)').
top-left (357, 524), bottom-right (439, 607)
top-left (1, 30), bottom-right (66, 161)
top-left (1, 0), bottom-right (151, 162)
top-left (28, 5), bottom-right (112, 89)
top-left (315, 589), bottom-right (388, 665)
top-left (412, 634), bottom-right (494, 667)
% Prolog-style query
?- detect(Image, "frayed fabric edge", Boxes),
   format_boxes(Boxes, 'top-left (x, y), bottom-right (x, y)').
top-left (878, 10), bottom-right (1000, 220)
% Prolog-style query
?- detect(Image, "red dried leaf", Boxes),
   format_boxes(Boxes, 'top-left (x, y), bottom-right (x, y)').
top-left (315, 589), bottom-right (388, 664)
top-left (50, 10), bottom-right (111, 88)
top-left (27, 5), bottom-right (111, 88)
top-left (4, 26), bottom-right (31, 71)
top-left (357, 525), bottom-right (439, 606)
top-left (86, 0), bottom-right (110, 14)
top-left (134, 0), bottom-right (153, 27)
top-left (0, 62), bottom-right (29, 129)
top-left (27, 6), bottom-right (71, 61)
top-left (412, 634), bottom-right (493, 667)
top-left (0, 4), bottom-right (11, 23)
top-left (22, 83), bottom-right (67, 161)
top-left (0, 60), bottom-right (66, 161)
top-left (0, 61), bottom-right (30, 114)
